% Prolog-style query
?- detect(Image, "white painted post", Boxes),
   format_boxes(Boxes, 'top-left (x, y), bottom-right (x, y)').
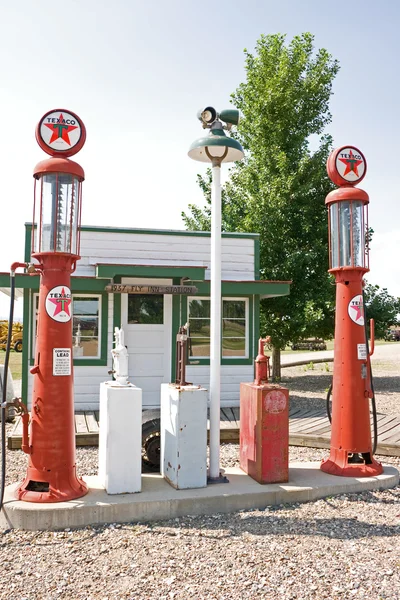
top-left (98, 382), bottom-right (142, 494)
top-left (209, 162), bottom-right (222, 480)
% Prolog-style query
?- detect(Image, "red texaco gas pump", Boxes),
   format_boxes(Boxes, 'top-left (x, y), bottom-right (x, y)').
top-left (17, 109), bottom-right (88, 502)
top-left (320, 146), bottom-right (382, 477)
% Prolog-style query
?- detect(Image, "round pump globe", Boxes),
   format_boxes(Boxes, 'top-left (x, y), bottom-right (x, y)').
top-left (188, 127), bottom-right (244, 163)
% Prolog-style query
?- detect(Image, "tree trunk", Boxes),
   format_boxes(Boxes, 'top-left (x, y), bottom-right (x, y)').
top-left (271, 346), bottom-right (281, 381)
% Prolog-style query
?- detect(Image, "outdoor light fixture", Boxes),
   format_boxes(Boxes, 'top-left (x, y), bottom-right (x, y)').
top-left (188, 108), bottom-right (244, 482)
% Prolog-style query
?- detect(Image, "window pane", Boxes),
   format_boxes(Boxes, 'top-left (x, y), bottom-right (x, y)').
top-left (223, 300), bottom-right (245, 319)
top-left (73, 297), bottom-right (99, 316)
top-left (189, 299), bottom-right (210, 318)
top-left (72, 305), bottom-right (99, 357)
top-left (222, 319), bottom-right (246, 338)
top-left (189, 321), bottom-right (210, 336)
top-left (190, 337), bottom-right (211, 357)
top-left (128, 294), bottom-right (163, 324)
top-left (222, 338), bottom-right (246, 356)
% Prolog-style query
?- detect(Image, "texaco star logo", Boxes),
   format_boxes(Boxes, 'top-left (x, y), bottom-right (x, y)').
top-left (348, 294), bottom-right (365, 326)
top-left (45, 286), bottom-right (72, 323)
top-left (335, 147), bottom-right (366, 183)
top-left (36, 109), bottom-right (85, 157)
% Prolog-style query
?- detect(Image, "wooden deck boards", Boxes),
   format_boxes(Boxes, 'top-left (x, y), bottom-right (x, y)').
top-left (7, 408), bottom-right (400, 457)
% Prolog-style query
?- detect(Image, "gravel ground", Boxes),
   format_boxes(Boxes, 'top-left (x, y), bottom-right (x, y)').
top-left (1, 352), bottom-right (399, 600)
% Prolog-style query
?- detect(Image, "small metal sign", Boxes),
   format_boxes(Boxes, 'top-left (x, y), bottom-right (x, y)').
top-left (105, 284), bottom-right (198, 295)
top-left (53, 348), bottom-right (72, 376)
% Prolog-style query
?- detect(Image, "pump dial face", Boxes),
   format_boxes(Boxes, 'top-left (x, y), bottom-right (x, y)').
top-left (264, 390), bottom-right (287, 414)
top-left (327, 146), bottom-right (367, 186)
top-left (36, 109), bottom-right (86, 157)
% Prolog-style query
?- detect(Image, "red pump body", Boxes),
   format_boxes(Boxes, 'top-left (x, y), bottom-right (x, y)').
top-left (17, 254), bottom-right (88, 502)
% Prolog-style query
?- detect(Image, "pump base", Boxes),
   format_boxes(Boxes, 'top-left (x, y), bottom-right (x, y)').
top-left (16, 466), bottom-right (88, 503)
top-left (321, 449), bottom-right (383, 478)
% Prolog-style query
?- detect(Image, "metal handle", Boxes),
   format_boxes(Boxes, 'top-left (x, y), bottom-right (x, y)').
top-left (369, 318), bottom-right (375, 356)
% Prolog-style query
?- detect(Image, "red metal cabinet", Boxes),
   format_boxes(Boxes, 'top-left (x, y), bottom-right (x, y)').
top-left (240, 382), bottom-right (289, 484)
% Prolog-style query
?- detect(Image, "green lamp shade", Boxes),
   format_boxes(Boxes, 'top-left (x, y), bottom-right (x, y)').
top-left (188, 128), bottom-right (244, 163)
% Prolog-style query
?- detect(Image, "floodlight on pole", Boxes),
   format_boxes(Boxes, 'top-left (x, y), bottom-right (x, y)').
top-left (188, 108), bottom-right (244, 482)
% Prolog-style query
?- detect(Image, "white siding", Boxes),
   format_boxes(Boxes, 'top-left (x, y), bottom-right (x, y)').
top-left (185, 364), bottom-right (254, 408)
top-left (27, 366), bottom-right (111, 411)
top-left (75, 230), bottom-right (255, 281)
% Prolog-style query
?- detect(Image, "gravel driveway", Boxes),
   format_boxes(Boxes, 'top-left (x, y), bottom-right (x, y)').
top-left (1, 345), bottom-right (399, 599)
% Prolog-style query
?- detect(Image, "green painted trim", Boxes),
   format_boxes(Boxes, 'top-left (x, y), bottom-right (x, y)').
top-left (248, 295), bottom-right (254, 362)
top-left (170, 278), bottom-right (181, 382)
top-left (99, 292), bottom-right (109, 363)
top-left (72, 278), bottom-right (112, 292)
top-left (73, 359), bottom-right (108, 367)
top-left (253, 295), bottom-right (260, 359)
top-left (21, 288), bottom-right (30, 406)
top-left (0, 274), bottom-right (111, 292)
top-left (78, 224), bottom-right (259, 240)
top-left (113, 275), bottom-right (122, 333)
top-left (24, 224), bottom-right (32, 263)
top-left (189, 280), bottom-right (290, 297)
top-left (188, 358), bottom-right (253, 366)
top-left (96, 264), bottom-right (207, 281)
top-left (254, 238), bottom-right (260, 280)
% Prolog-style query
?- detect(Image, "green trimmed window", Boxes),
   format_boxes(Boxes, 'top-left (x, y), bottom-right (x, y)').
top-left (188, 297), bottom-right (248, 359)
top-left (72, 296), bottom-right (101, 358)
top-left (32, 294), bottom-right (102, 360)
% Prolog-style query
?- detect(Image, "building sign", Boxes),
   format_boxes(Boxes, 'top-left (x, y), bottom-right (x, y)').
top-left (105, 284), bottom-right (198, 295)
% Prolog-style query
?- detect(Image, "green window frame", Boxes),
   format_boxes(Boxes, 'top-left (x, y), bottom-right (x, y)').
top-left (29, 291), bottom-right (109, 366)
top-left (187, 296), bottom-right (249, 361)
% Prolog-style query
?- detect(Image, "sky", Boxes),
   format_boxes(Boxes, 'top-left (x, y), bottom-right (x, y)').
top-left (0, 0), bottom-right (399, 320)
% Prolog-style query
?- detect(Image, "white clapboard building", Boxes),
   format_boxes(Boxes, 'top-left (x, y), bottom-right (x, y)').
top-left (0, 224), bottom-right (290, 410)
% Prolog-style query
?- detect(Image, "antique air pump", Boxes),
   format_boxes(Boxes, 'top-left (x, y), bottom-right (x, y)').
top-left (320, 146), bottom-right (382, 477)
top-left (17, 109), bottom-right (88, 502)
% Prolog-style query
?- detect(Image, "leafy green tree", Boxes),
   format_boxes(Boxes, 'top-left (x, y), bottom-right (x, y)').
top-left (182, 33), bottom-right (339, 378)
top-left (363, 283), bottom-right (400, 339)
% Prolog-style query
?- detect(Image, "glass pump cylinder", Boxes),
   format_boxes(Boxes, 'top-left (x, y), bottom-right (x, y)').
top-left (325, 187), bottom-right (369, 271)
top-left (32, 157), bottom-right (84, 257)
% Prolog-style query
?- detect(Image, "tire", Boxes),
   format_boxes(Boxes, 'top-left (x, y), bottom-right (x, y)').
top-left (142, 418), bottom-right (161, 472)
top-left (14, 340), bottom-right (22, 352)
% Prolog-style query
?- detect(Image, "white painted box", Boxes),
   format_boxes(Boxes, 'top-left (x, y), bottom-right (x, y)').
top-left (161, 383), bottom-right (208, 489)
top-left (98, 382), bottom-right (142, 494)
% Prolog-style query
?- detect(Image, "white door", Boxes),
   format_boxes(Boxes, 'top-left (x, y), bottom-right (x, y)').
top-left (121, 278), bottom-right (172, 408)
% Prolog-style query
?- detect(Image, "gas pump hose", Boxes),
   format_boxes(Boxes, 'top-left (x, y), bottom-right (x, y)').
top-left (0, 270), bottom-right (16, 512)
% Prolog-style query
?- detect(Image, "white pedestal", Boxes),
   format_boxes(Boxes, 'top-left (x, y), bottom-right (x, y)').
top-left (98, 382), bottom-right (142, 494)
top-left (161, 383), bottom-right (208, 489)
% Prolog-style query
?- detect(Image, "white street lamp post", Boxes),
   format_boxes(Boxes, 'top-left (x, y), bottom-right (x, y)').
top-left (188, 108), bottom-right (244, 481)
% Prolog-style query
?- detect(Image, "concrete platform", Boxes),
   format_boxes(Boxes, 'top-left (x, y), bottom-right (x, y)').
top-left (1, 463), bottom-right (398, 531)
